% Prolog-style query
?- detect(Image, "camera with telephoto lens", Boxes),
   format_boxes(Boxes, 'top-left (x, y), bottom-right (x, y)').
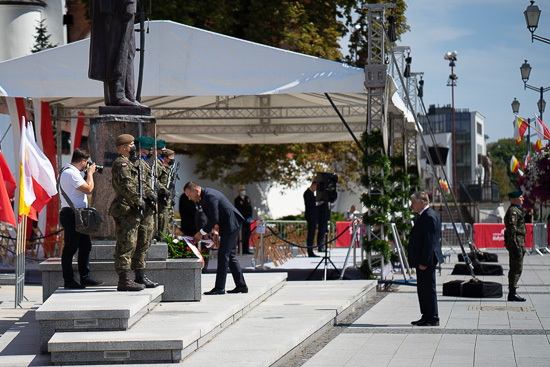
top-left (87, 161), bottom-right (104, 173)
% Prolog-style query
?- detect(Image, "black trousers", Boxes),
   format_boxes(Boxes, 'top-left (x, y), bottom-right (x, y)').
top-left (60, 208), bottom-right (92, 283)
top-left (306, 218), bottom-right (317, 255)
top-left (240, 221), bottom-right (251, 253)
top-left (416, 264), bottom-right (439, 320)
top-left (214, 226), bottom-right (246, 290)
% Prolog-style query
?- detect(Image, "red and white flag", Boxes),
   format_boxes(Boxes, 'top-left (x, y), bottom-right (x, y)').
top-left (0, 149), bottom-right (16, 226)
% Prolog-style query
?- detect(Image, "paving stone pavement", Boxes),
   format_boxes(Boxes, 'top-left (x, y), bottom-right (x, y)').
top-left (297, 249), bottom-right (550, 367)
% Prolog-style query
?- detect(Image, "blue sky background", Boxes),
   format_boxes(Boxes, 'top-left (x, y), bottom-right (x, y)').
top-left (398, 0), bottom-right (550, 143)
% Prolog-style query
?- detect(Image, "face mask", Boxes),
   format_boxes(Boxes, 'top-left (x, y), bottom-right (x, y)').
top-left (161, 150), bottom-right (168, 157)
top-left (146, 149), bottom-right (154, 159)
top-left (167, 159), bottom-right (174, 165)
top-left (129, 145), bottom-right (136, 156)
top-left (240, 190), bottom-right (246, 196)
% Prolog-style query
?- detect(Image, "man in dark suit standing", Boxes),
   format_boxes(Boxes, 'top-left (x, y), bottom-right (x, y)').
top-left (303, 180), bottom-right (319, 257)
top-left (408, 191), bottom-right (444, 326)
top-left (184, 181), bottom-right (248, 295)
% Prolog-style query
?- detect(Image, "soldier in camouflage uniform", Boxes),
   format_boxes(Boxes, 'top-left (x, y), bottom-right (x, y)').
top-left (132, 136), bottom-right (159, 288)
top-left (504, 190), bottom-right (527, 302)
top-left (155, 140), bottom-right (172, 239)
top-left (109, 134), bottom-right (158, 291)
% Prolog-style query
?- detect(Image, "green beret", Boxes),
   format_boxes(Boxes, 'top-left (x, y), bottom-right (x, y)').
top-left (156, 139), bottom-right (166, 149)
top-left (508, 190), bottom-right (523, 199)
top-left (134, 136), bottom-right (155, 149)
top-left (115, 134), bottom-right (134, 147)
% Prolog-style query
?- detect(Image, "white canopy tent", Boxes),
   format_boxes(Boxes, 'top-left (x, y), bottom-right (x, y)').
top-left (0, 20), bottom-right (414, 144)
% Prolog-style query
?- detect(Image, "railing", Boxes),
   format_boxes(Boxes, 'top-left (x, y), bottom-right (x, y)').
top-left (458, 180), bottom-right (499, 203)
top-left (440, 222), bottom-right (473, 253)
top-left (458, 181), bottom-right (480, 223)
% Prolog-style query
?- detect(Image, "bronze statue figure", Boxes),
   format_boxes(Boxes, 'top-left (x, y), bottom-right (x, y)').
top-left (88, 0), bottom-right (146, 107)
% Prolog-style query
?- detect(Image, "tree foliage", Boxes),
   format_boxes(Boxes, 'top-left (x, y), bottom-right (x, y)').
top-left (31, 19), bottom-right (57, 53)
top-left (151, 1), bottom-right (408, 190)
top-left (487, 138), bottom-right (532, 195)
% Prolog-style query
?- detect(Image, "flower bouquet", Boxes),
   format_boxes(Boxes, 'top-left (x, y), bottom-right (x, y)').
top-left (160, 232), bottom-right (211, 259)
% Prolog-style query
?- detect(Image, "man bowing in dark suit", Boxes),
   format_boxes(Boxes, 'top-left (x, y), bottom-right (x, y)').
top-left (408, 192), bottom-right (444, 326)
top-left (184, 182), bottom-right (248, 295)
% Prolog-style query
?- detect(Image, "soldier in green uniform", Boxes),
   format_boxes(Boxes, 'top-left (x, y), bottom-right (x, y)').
top-left (504, 189), bottom-right (527, 302)
top-left (109, 134), bottom-right (145, 291)
top-left (155, 140), bottom-right (172, 239)
top-left (132, 136), bottom-right (160, 288)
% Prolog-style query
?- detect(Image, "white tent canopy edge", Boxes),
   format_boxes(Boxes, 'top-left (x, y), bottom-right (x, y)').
top-left (0, 20), bottom-right (414, 144)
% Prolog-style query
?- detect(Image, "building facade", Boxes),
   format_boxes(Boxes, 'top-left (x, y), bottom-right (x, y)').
top-left (419, 104), bottom-right (487, 192)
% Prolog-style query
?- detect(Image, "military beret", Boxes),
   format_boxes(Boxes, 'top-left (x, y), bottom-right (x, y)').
top-left (134, 136), bottom-right (155, 149)
top-left (156, 139), bottom-right (167, 149)
top-left (115, 134), bottom-right (135, 147)
top-left (165, 149), bottom-right (175, 155)
top-left (508, 190), bottom-right (523, 199)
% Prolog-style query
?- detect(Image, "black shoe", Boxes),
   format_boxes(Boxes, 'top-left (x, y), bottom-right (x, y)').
top-left (415, 319), bottom-right (439, 327)
top-left (227, 286), bottom-right (248, 294)
top-left (80, 276), bottom-right (105, 287)
top-left (508, 293), bottom-right (526, 302)
top-left (411, 318), bottom-right (425, 325)
top-left (308, 254), bottom-right (320, 258)
top-left (204, 288), bottom-right (225, 295)
top-left (64, 280), bottom-right (85, 289)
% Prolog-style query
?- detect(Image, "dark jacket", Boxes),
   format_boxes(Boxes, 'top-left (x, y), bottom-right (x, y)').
top-left (408, 206), bottom-right (444, 268)
top-left (303, 188), bottom-right (317, 223)
top-left (234, 195), bottom-right (252, 219)
top-left (200, 188), bottom-right (244, 235)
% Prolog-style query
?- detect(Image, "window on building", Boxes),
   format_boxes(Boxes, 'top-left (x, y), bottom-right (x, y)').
top-left (477, 122), bottom-right (482, 135)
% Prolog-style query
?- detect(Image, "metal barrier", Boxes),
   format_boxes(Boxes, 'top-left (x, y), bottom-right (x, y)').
top-left (440, 222), bottom-right (473, 253)
top-left (532, 223), bottom-right (549, 255)
top-left (254, 219), bottom-right (335, 267)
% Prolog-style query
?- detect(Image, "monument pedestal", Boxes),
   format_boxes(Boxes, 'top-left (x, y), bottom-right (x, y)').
top-left (88, 114), bottom-right (156, 239)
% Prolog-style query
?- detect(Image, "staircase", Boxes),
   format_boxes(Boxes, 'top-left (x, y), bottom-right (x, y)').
top-left (432, 204), bottom-right (474, 225)
top-left (35, 273), bottom-right (377, 365)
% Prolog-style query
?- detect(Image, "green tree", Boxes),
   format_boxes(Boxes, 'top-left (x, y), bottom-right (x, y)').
top-left (31, 19), bottom-right (57, 53)
top-left (487, 138), bottom-right (531, 195)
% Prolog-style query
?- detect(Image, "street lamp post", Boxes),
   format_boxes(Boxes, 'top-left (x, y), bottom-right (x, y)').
top-left (444, 51), bottom-right (458, 195)
top-left (520, 60), bottom-right (550, 127)
top-left (524, 1), bottom-right (550, 45)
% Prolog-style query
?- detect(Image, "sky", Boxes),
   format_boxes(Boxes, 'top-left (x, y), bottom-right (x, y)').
top-left (398, 0), bottom-right (550, 143)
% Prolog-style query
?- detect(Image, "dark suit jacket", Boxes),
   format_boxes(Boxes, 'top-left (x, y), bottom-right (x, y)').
top-left (200, 188), bottom-right (244, 235)
top-left (303, 188), bottom-right (317, 223)
top-left (408, 206), bottom-right (444, 268)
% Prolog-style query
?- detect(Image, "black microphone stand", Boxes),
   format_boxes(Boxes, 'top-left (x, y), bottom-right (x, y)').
top-left (307, 202), bottom-right (338, 280)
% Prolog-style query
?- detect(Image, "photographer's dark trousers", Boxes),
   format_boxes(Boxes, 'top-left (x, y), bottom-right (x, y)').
top-left (60, 208), bottom-right (92, 283)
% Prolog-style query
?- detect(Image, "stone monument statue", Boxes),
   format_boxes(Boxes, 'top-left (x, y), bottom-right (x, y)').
top-left (88, 0), bottom-right (146, 108)
top-left (481, 153), bottom-right (492, 185)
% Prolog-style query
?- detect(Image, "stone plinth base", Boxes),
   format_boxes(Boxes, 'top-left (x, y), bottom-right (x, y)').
top-left (88, 114), bottom-right (156, 239)
top-left (39, 258), bottom-right (202, 302)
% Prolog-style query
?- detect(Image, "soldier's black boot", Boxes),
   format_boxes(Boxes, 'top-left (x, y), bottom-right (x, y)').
top-left (134, 269), bottom-right (159, 288)
top-left (117, 271), bottom-right (145, 291)
top-left (507, 289), bottom-right (526, 302)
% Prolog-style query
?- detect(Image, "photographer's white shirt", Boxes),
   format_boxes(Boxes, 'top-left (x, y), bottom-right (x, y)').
top-left (60, 163), bottom-right (88, 209)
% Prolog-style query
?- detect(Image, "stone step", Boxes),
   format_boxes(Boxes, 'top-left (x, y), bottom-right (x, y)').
top-left (36, 285), bottom-right (164, 352)
top-left (39, 258), bottom-right (202, 302)
top-left (89, 240), bottom-right (168, 261)
top-left (47, 273), bottom-right (287, 365)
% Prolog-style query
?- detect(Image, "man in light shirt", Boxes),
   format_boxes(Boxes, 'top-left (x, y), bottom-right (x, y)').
top-left (59, 148), bottom-right (104, 289)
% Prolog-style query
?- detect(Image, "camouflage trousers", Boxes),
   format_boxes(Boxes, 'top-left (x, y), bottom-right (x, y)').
top-left (157, 201), bottom-right (174, 238)
top-left (114, 207), bottom-right (154, 274)
top-left (508, 246), bottom-right (525, 289)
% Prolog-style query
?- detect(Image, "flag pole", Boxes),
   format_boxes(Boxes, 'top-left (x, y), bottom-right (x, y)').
top-left (15, 214), bottom-right (27, 308)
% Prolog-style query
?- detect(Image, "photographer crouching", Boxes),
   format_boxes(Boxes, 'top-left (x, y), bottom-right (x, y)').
top-left (59, 148), bottom-right (105, 289)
